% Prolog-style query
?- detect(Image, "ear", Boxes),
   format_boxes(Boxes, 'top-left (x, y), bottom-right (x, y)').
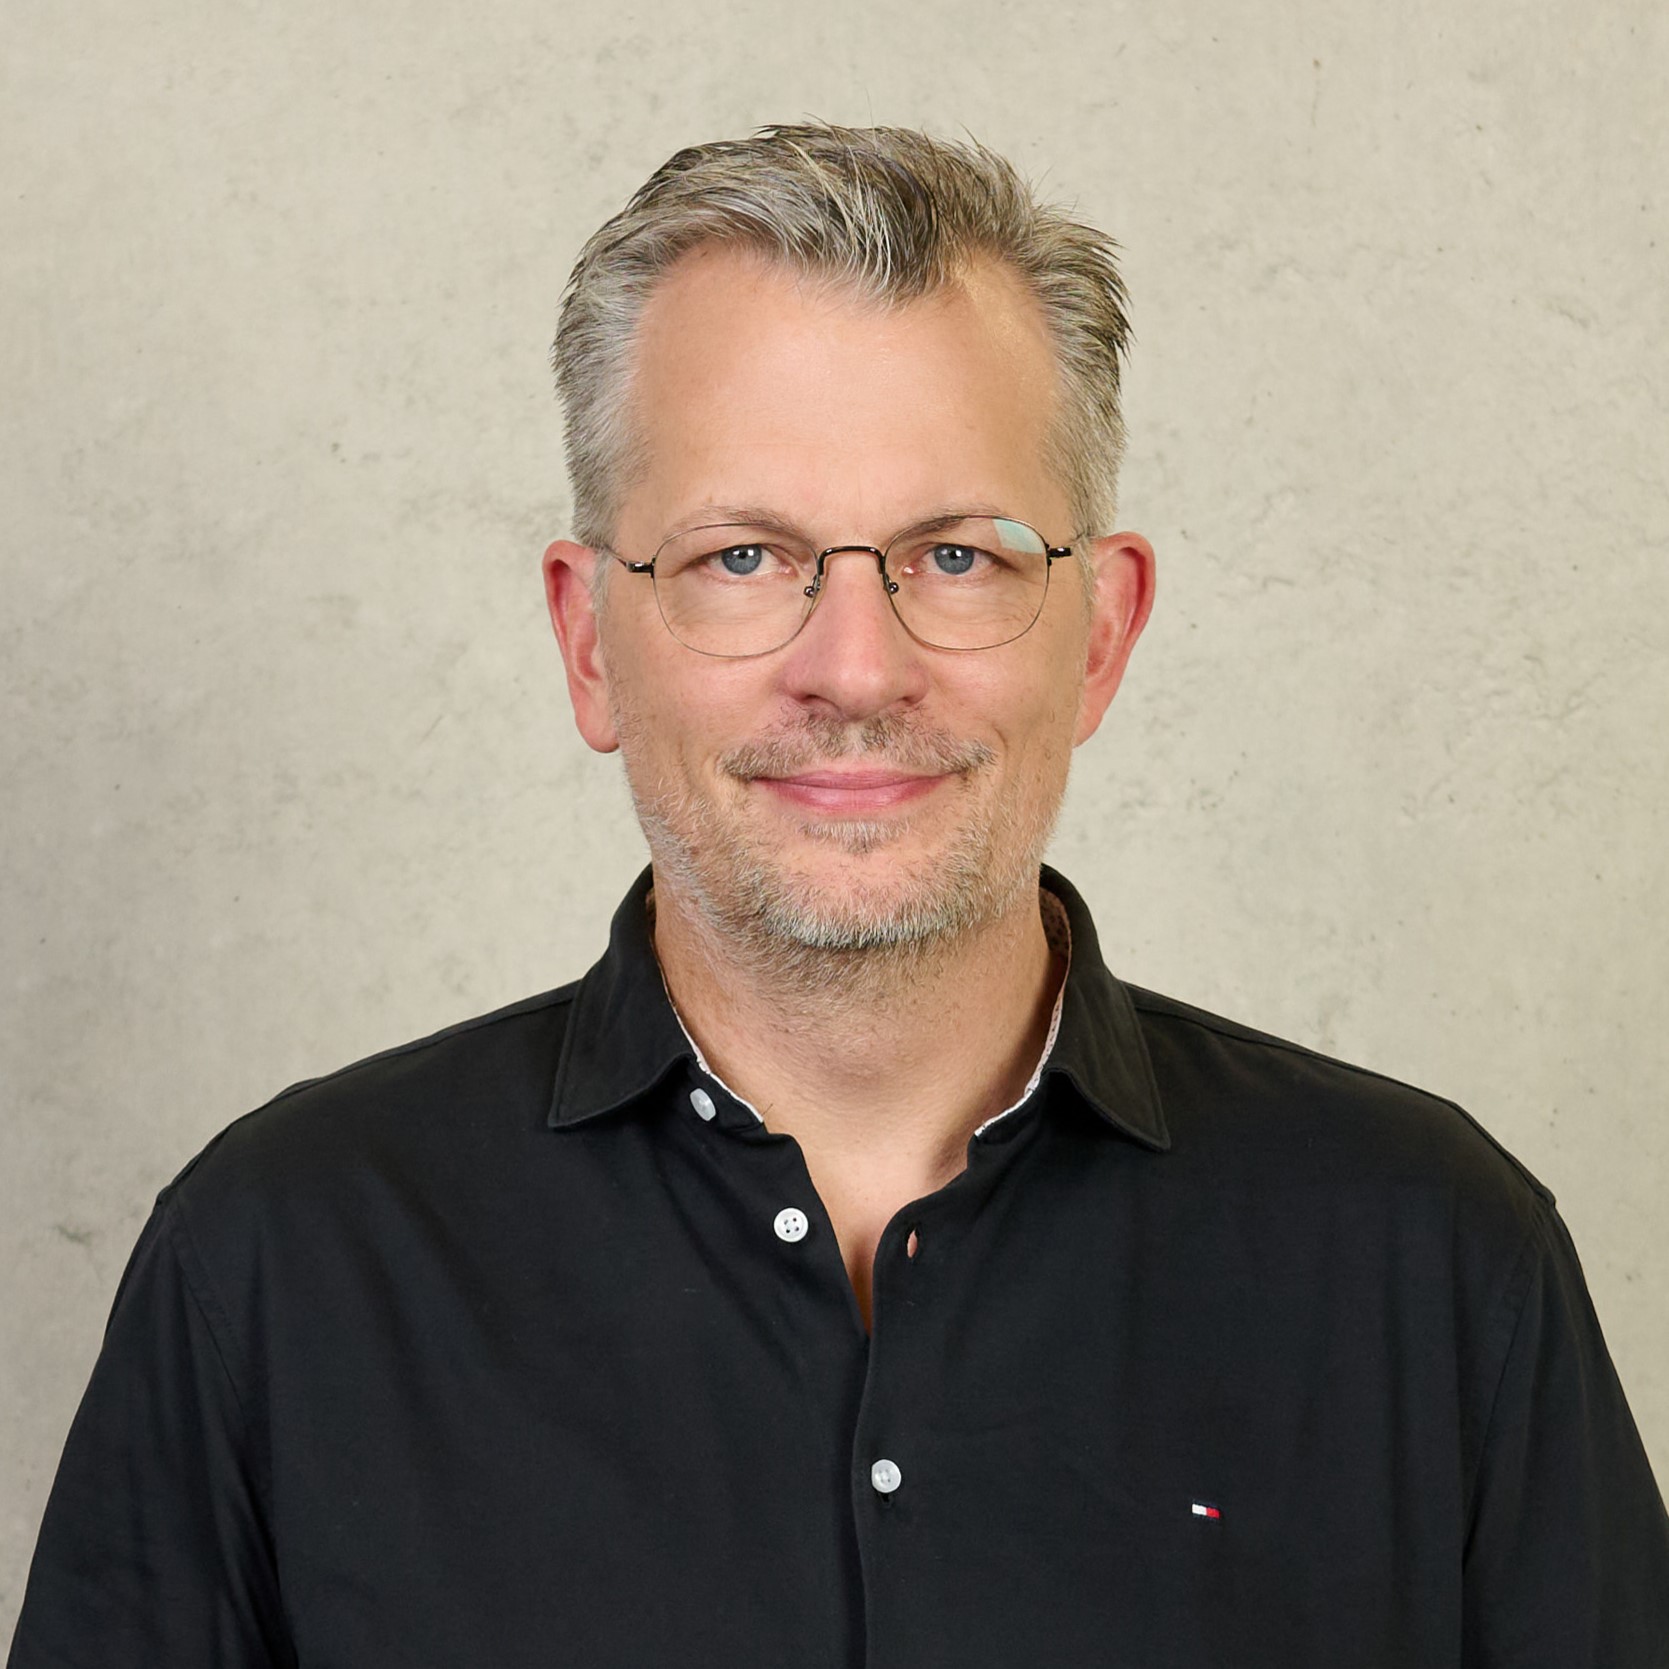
top-left (542, 540), bottom-right (620, 754)
top-left (1074, 531), bottom-right (1156, 746)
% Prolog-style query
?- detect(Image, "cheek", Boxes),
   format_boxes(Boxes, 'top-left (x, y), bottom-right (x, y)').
top-left (599, 622), bottom-right (686, 749)
top-left (1034, 637), bottom-right (1091, 740)
top-left (608, 665), bottom-right (752, 790)
top-left (979, 661), bottom-right (1083, 762)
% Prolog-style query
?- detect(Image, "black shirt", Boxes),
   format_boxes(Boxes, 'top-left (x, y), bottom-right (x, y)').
top-left (11, 866), bottom-right (1669, 1667)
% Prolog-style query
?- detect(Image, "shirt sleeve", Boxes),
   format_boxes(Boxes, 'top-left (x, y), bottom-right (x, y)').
top-left (1462, 1196), bottom-right (1669, 1666)
top-left (8, 1189), bottom-right (294, 1668)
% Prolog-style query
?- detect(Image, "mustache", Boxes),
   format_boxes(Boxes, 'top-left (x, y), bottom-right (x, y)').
top-left (719, 714), bottom-right (994, 781)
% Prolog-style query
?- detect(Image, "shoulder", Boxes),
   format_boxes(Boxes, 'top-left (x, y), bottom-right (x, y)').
top-left (1123, 982), bottom-right (1552, 1249)
top-left (160, 982), bottom-right (580, 1231)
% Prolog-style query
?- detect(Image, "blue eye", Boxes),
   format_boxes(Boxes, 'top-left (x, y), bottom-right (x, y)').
top-left (929, 544), bottom-right (979, 576)
top-left (717, 545), bottom-right (767, 576)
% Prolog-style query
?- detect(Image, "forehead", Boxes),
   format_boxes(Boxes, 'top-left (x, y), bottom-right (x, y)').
top-left (621, 245), bottom-right (1066, 540)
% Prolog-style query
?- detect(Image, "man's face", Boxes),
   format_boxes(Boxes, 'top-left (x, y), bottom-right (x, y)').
top-left (546, 245), bottom-right (1152, 957)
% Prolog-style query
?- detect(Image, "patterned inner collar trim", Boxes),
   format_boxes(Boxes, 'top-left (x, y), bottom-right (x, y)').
top-left (644, 884), bottom-right (1072, 1137)
top-left (644, 888), bottom-right (767, 1124)
top-left (974, 886), bottom-right (1072, 1138)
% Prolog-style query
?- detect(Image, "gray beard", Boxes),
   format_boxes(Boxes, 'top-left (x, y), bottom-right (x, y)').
top-left (619, 710), bottom-right (1063, 993)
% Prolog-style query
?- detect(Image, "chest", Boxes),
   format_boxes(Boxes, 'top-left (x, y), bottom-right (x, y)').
top-left (251, 1123), bottom-right (1477, 1668)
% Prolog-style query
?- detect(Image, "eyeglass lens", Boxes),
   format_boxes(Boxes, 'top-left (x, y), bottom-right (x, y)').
top-left (648, 516), bottom-right (1053, 656)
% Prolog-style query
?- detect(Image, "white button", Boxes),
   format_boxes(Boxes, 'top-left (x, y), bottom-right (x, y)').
top-left (870, 1458), bottom-right (902, 1494)
top-left (689, 1088), bottom-right (716, 1122)
top-left (773, 1207), bottom-right (808, 1243)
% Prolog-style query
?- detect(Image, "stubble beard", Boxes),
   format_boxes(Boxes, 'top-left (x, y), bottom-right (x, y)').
top-left (614, 708), bottom-right (1069, 990)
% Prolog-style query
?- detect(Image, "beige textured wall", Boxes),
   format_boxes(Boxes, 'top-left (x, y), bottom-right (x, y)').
top-left (3, 0), bottom-right (1665, 1640)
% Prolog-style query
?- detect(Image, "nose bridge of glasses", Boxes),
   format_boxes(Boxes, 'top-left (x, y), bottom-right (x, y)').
top-left (810, 543), bottom-right (897, 597)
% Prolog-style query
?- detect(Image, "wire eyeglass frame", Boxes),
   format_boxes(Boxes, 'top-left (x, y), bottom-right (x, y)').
top-left (605, 515), bottom-right (1076, 659)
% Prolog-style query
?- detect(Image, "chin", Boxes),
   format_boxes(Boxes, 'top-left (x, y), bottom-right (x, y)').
top-left (792, 816), bottom-right (917, 859)
top-left (742, 833), bottom-right (1018, 953)
top-left (637, 762), bottom-right (1055, 957)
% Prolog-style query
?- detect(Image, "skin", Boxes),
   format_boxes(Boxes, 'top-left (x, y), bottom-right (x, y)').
top-left (544, 244), bottom-right (1155, 1329)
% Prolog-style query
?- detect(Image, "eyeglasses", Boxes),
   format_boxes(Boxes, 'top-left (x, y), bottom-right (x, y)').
top-left (607, 515), bottom-right (1074, 658)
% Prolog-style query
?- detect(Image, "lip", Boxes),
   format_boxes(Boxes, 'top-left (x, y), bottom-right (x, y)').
top-left (754, 769), bottom-right (948, 815)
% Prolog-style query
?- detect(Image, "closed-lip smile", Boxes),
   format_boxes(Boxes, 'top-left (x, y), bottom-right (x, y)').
top-left (755, 768), bottom-right (948, 814)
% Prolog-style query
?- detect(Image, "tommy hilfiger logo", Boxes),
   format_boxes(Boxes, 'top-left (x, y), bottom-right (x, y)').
top-left (1190, 1501), bottom-right (1222, 1521)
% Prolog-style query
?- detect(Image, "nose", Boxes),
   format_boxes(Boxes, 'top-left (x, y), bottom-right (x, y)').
top-left (776, 546), bottom-right (929, 719)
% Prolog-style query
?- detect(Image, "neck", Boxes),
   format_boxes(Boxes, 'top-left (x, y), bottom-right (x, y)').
top-left (649, 868), bottom-right (1064, 1187)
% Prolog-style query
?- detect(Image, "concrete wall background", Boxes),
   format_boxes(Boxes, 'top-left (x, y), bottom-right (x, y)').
top-left (2, 0), bottom-right (1664, 1640)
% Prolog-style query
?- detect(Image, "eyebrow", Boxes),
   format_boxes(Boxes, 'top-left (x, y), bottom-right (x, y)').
top-left (661, 503), bottom-right (1015, 544)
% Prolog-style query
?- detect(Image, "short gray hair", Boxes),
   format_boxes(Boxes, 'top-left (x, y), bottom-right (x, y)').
top-left (552, 121), bottom-right (1132, 558)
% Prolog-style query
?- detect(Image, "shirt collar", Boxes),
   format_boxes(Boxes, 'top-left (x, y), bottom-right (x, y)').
top-left (547, 863), bottom-right (1170, 1152)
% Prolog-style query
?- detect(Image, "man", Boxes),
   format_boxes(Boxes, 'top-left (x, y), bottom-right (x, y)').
top-left (10, 123), bottom-right (1668, 1666)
